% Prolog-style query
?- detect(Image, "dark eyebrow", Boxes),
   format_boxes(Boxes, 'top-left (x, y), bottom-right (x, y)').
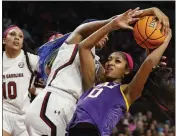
top-left (108, 56), bottom-right (112, 59)
top-left (115, 57), bottom-right (122, 60)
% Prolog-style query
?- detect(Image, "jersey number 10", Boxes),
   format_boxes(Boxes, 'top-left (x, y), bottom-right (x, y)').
top-left (3, 82), bottom-right (17, 99)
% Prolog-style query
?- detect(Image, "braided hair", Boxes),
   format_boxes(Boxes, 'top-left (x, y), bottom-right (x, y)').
top-left (142, 66), bottom-right (175, 122)
top-left (3, 25), bottom-right (36, 101)
top-left (37, 32), bottom-right (71, 81)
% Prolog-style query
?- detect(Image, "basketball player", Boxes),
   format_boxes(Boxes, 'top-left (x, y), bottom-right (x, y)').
top-left (37, 7), bottom-right (169, 85)
top-left (66, 10), bottom-right (172, 136)
top-left (2, 25), bottom-right (39, 136)
top-left (29, 32), bottom-right (65, 96)
top-left (25, 8), bottom-right (143, 136)
top-left (47, 32), bottom-right (64, 42)
top-left (25, 7), bottom-right (170, 136)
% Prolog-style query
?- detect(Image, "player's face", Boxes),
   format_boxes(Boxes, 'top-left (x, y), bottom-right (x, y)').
top-left (49, 34), bottom-right (63, 42)
top-left (3, 28), bottom-right (24, 51)
top-left (95, 34), bottom-right (108, 49)
top-left (104, 52), bottom-right (128, 81)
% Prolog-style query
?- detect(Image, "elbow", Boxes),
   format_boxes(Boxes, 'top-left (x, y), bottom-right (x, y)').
top-left (78, 43), bottom-right (86, 50)
top-left (79, 41), bottom-right (93, 50)
top-left (150, 7), bottom-right (158, 12)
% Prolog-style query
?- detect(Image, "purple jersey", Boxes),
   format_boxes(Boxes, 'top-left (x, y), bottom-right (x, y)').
top-left (67, 82), bottom-right (129, 136)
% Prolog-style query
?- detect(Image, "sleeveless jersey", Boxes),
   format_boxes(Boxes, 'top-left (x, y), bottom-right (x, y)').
top-left (3, 50), bottom-right (39, 114)
top-left (45, 42), bottom-right (100, 100)
top-left (68, 82), bottom-right (129, 136)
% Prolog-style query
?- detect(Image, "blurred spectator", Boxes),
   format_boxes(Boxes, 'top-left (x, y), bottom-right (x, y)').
top-left (168, 130), bottom-right (175, 136)
top-left (152, 120), bottom-right (158, 127)
top-left (163, 124), bottom-right (169, 136)
top-left (113, 111), bottom-right (174, 136)
top-left (128, 118), bottom-right (136, 134)
top-left (145, 129), bottom-right (152, 136)
top-left (117, 132), bottom-right (125, 136)
top-left (146, 111), bottom-right (153, 125)
top-left (133, 120), bottom-right (145, 136)
top-left (158, 132), bottom-right (165, 136)
top-left (124, 124), bottom-right (130, 136)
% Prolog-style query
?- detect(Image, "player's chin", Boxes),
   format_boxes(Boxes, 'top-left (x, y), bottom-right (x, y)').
top-left (12, 45), bottom-right (22, 51)
top-left (105, 76), bottom-right (116, 82)
top-left (105, 73), bottom-right (115, 81)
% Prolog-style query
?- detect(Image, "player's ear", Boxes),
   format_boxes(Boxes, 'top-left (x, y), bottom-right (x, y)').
top-left (3, 38), bottom-right (6, 44)
top-left (125, 68), bottom-right (130, 75)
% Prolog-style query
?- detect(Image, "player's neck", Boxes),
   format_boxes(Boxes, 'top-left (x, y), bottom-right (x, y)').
top-left (5, 49), bottom-right (21, 58)
top-left (113, 78), bottom-right (122, 84)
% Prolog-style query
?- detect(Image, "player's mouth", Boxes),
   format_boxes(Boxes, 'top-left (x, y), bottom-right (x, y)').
top-left (105, 67), bottom-right (113, 74)
top-left (13, 41), bottom-right (19, 46)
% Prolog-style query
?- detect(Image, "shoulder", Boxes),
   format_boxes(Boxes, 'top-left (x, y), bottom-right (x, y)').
top-left (26, 52), bottom-right (39, 71)
top-left (120, 84), bottom-right (129, 93)
top-left (27, 52), bottom-right (39, 61)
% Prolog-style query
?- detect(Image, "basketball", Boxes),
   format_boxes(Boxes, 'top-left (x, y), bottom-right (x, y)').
top-left (133, 16), bottom-right (167, 49)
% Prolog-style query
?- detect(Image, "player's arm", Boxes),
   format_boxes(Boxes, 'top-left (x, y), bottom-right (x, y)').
top-left (66, 18), bottom-right (115, 45)
top-left (135, 7), bottom-right (169, 34)
top-left (79, 8), bottom-right (140, 91)
top-left (29, 87), bottom-right (43, 95)
top-left (29, 53), bottom-right (40, 72)
top-left (79, 21), bottom-right (115, 91)
top-left (66, 9), bottom-right (142, 45)
top-left (122, 29), bottom-right (172, 105)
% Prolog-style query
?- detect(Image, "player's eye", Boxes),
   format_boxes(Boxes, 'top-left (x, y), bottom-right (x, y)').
top-left (115, 59), bottom-right (121, 63)
top-left (9, 32), bottom-right (15, 36)
top-left (19, 35), bottom-right (23, 38)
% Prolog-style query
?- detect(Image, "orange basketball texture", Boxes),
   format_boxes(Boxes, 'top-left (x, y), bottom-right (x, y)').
top-left (133, 16), bottom-right (166, 49)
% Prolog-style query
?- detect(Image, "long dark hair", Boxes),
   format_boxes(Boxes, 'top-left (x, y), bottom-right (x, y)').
top-left (142, 66), bottom-right (175, 122)
top-left (3, 25), bottom-right (36, 100)
top-left (37, 32), bottom-right (71, 81)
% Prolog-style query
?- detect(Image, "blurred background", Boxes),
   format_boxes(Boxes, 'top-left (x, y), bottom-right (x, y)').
top-left (2, 1), bottom-right (175, 136)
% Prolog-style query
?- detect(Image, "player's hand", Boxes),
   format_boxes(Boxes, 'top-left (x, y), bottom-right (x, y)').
top-left (29, 86), bottom-right (36, 95)
top-left (112, 7), bottom-right (142, 30)
top-left (152, 56), bottom-right (167, 70)
top-left (159, 56), bottom-right (167, 66)
top-left (163, 28), bottom-right (172, 43)
top-left (34, 78), bottom-right (45, 88)
top-left (146, 29), bottom-right (171, 56)
top-left (153, 7), bottom-right (170, 35)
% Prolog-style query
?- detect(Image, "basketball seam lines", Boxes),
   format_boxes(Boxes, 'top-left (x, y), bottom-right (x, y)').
top-left (136, 16), bottom-right (150, 48)
top-left (136, 16), bottom-right (158, 47)
top-left (144, 16), bottom-right (164, 44)
top-left (134, 36), bottom-right (151, 47)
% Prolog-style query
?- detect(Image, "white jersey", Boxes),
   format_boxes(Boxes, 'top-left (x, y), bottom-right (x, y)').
top-left (45, 42), bottom-right (100, 100)
top-left (3, 50), bottom-right (39, 114)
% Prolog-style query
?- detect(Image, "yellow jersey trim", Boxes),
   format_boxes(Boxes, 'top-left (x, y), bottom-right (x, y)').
top-left (120, 85), bottom-right (130, 112)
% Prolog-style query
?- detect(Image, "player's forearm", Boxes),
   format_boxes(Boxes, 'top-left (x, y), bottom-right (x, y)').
top-left (79, 21), bottom-right (115, 50)
top-left (76, 19), bottom-right (113, 39)
top-left (146, 40), bottom-right (170, 68)
top-left (135, 7), bottom-right (156, 18)
top-left (66, 18), bottom-right (114, 44)
top-left (79, 48), bottom-right (96, 91)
